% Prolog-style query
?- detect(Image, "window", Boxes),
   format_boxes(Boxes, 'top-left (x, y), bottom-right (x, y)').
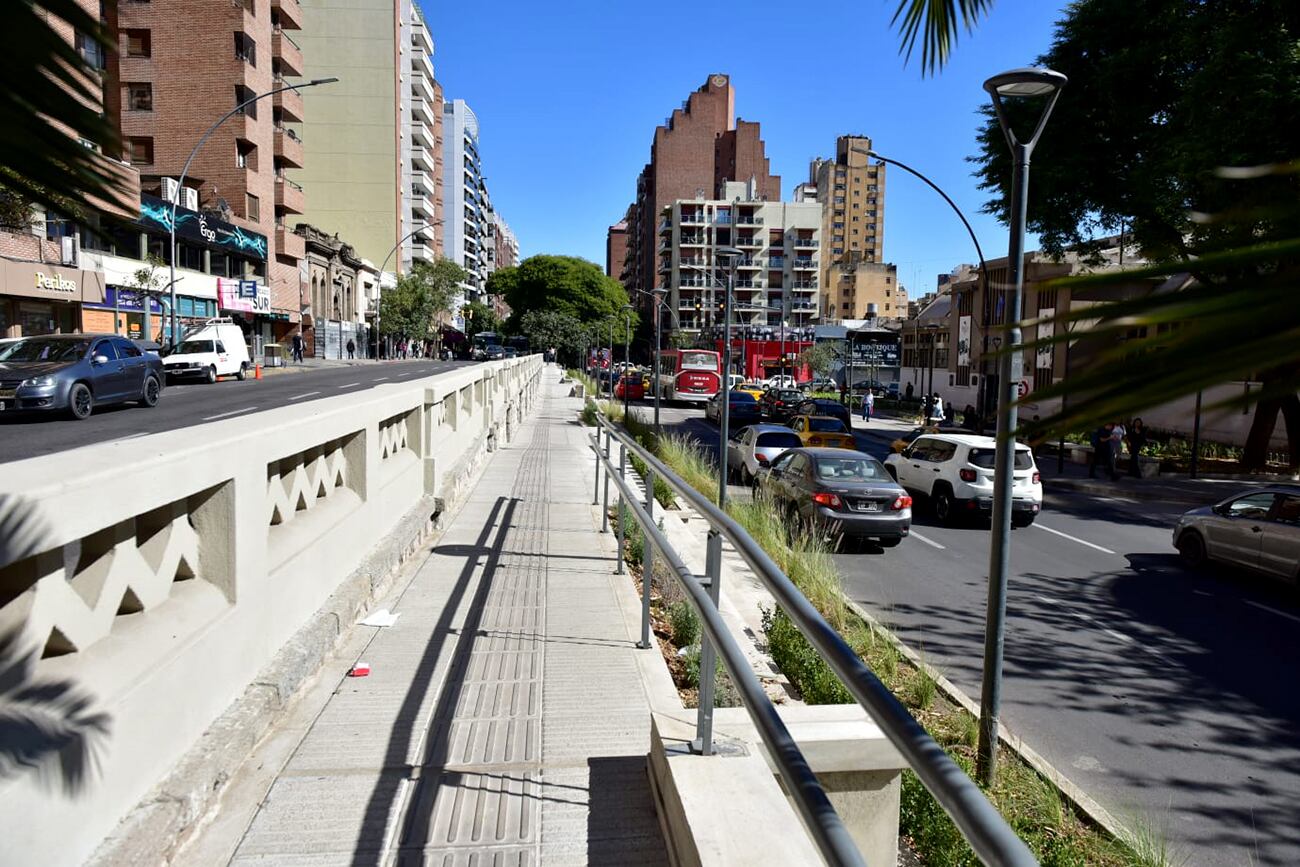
top-left (834, 184), bottom-right (845, 191)
top-left (833, 196), bottom-right (845, 205)
top-left (125, 29), bottom-right (151, 57)
top-left (234, 32), bottom-right (257, 66)
top-left (75, 30), bottom-right (106, 69)
top-left (127, 136), bottom-right (154, 165)
top-left (114, 338), bottom-right (142, 358)
top-left (92, 340), bottom-right (119, 361)
top-left (235, 86), bottom-right (257, 119)
top-left (127, 82), bottom-right (152, 111)
top-left (1274, 495), bottom-right (1300, 526)
top-left (1225, 494), bottom-right (1276, 520)
top-left (833, 247), bottom-right (843, 255)
top-left (236, 140), bottom-right (256, 169)
top-left (178, 243), bottom-right (203, 271)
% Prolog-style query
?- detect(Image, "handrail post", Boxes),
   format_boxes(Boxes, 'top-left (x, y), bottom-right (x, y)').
top-left (693, 529), bottom-right (723, 756)
top-left (601, 425), bottom-right (611, 533)
top-left (592, 424), bottom-right (601, 506)
top-left (638, 463), bottom-right (655, 649)
top-left (616, 443), bottom-right (627, 574)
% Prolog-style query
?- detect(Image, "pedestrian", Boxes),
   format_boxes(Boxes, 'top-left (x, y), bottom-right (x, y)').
top-left (862, 389), bottom-right (874, 422)
top-left (905, 381), bottom-right (914, 401)
top-left (1088, 422), bottom-right (1113, 478)
top-left (963, 404), bottom-right (977, 430)
top-left (931, 393), bottom-right (945, 422)
top-left (1109, 419), bottom-right (1126, 481)
top-left (291, 333), bottom-right (304, 364)
top-left (1126, 418), bottom-right (1148, 477)
top-left (346, 338), bottom-right (355, 360)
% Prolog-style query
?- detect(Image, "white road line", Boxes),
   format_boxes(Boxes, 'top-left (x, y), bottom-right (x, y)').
top-left (287, 391), bottom-right (320, 401)
top-left (1034, 522), bottom-right (1117, 555)
top-left (395, 371), bottom-right (413, 377)
top-left (115, 432), bottom-right (149, 441)
top-left (203, 406), bottom-right (258, 421)
top-left (373, 376), bottom-right (390, 381)
top-left (909, 530), bottom-right (945, 550)
top-left (336, 382), bottom-right (360, 389)
top-left (1244, 600), bottom-right (1300, 625)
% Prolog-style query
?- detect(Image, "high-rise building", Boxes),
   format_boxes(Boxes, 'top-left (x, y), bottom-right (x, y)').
top-left (442, 98), bottom-right (491, 313)
top-left (605, 216), bottom-right (629, 280)
top-left (621, 74), bottom-right (780, 310)
top-left (297, 0), bottom-right (443, 273)
top-left (492, 212), bottom-right (519, 272)
top-left (110, 0), bottom-right (304, 343)
top-left (811, 136), bottom-right (891, 320)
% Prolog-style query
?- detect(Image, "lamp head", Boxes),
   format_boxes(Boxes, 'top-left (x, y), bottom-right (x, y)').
top-left (715, 246), bottom-right (742, 262)
top-left (308, 77), bottom-right (340, 86)
top-left (982, 68), bottom-right (1067, 98)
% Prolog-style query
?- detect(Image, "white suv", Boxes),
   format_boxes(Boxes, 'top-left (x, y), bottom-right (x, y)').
top-left (884, 433), bottom-right (1042, 526)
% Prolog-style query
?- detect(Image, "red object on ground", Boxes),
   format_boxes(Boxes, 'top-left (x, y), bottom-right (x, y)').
top-left (348, 661), bottom-right (371, 677)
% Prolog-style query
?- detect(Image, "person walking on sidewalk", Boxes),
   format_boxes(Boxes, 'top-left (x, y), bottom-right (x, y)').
top-left (1109, 420), bottom-right (1126, 481)
top-left (1089, 422), bottom-right (1113, 478)
top-left (1126, 418), bottom-right (1148, 477)
top-left (291, 333), bottom-right (304, 364)
top-left (346, 338), bottom-right (355, 360)
top-left (862, 389), bottom-right (874, 422)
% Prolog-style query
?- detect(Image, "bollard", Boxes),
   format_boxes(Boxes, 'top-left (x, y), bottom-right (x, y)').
top-left (254, 363), bottom-right (262, 380)
top-left (694, 529), bottom-right (724, 755)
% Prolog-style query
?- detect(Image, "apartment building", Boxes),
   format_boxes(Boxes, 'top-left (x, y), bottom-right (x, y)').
top-left (442, 98), bottom-right (492, 314)
top-left (297, 0), bottom-right (443, 274)
top-left (606, 216), bottom-right (629, 280)
top-left (492, 212), bottom-right (519, 272)
top-left (110, 0), bottom-right (304, 344)
top-left (810, 135), bottom-right (889, 320)
top-left (619, 74), bottom-right (780, 311)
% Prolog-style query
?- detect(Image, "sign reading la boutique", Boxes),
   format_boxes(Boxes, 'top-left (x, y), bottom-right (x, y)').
top-left (1, 259), bottom-right (106, 303)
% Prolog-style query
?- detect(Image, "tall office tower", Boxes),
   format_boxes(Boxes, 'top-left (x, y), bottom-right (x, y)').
top-left (112, 0), bottom-right (306, 340)
top-left (297, 0), bottom-right (444, 272)
top-left (442, 98), bottom-right (491, 312)
top-left (812, 135), bottom-right (896, 319)
top-left (620, 74), bottom-right (780, 313)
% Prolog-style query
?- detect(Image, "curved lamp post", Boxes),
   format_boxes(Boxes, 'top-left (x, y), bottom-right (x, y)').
top-left (977, 66), bottom-right (1067, 787)
top-left (374, 220), bottom-right (444, 359)
top-left (167, 77), bottom-right (338, 346)
top-left (714, 246), bottom-right (742, 509)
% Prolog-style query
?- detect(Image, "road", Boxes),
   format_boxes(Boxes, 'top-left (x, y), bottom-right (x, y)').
top-left (648, 400), bottom-right (1300, 867)
top-left (0, 359), bottom-right (468, 464)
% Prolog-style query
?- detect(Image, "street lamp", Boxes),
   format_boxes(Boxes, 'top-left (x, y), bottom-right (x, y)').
top-left (714, 245), bottom-right (742, 509)
top-left (168, 77), bottom-right (338, 347)
top-left (977, 66), bottom-right (1067, 787)
top-left (374, 220), bottom-right (443, 360)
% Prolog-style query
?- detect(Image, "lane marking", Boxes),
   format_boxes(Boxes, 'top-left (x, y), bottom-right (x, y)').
top-left (1034, 522), bottom-right (1117, 555)
top-left (203, 406), bottom-right (259, 421)
top-left (1244, 600), bottom-right (1300, 625)
top-left (909, 530), bottom-right (945, 550)
top-left (1036, 594), bottom-right (1166, 658)
top-left (288, 391), bottom-right (321, 401)
top-left (115, 432), bottom-right (149, 441)
top-left (336, 382), bottom-right (361, 389)
top-left (373, 376), bottom-right (390, 382)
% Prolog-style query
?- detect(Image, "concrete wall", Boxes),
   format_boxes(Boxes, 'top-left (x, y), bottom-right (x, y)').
top-left (0, 356), bottom-right (543, 866)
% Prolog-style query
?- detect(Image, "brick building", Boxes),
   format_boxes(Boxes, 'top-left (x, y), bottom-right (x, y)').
top-left (809, 135), bottom-right (892, 321)
top-left (619, 74), bottom-right (780, 313)
top-left (109, 0), bottom-right (306, 345)
top-left (605, 216), bottom-right (628, 281)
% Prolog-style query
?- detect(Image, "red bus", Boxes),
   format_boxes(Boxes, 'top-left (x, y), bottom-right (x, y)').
top-left (656, 349), bottom-right (722, 404)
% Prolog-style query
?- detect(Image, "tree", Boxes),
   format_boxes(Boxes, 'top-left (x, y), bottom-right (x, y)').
top-left (518, 310), bottom-right (591, 365)
top-left (462, 300), bottom-right (500, 339)
top-left (379, 259), bottom-right (464, 343)
top-left (121, 254), bottom-right (169, 342)
top-left (799, 343), bottom-right (838, 379)
top-left (487, 255), bottom-right (635, 328)
top-left (967, 0), bottom-right (1300, 468)
top-left (891, 0), bottom-right (994, 75)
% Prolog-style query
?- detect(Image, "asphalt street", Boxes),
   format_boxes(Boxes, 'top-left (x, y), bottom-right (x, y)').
top-left (0, 359), bottom-right (468, 464)
top-left (649, 400), bottom-right (1300, 867)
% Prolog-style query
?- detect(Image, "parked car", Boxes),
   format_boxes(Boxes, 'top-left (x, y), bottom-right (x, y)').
top-left (735, 382), bottom-right (767, 401)
top-left (805, 377), bottom-right (836, 393)
top-left (502, 347), bottom-right (520, 359)
top-left (704, 389), bottom-right (762, 426)
top-left (163, 319), bottom-right (251, 383)
top-left (0, 334), bottom-right (164, 420)
top-left (757, 448), bottom-right (911, 549)
top-left (889, 423), bottom-right (972, 453)
top-left (764, 374), bottom-right (797, 390)
top-left (760, 388), bottom-right (805, 422)
top-left (884, 433), bottom-right (1043, 526)
top-left (791, 397), bottom-right (852, 430)
top-left (486, 345), bottom-right (507, 360)
top-left (788, 414), bottom-right (856, 449)
top-left (849, 379), bottom-right (889, 396)
top-left (725, 424), bottom-right (802, 485)
top-left (1173, 486), bottom-right (1300, 581)
top-left (726, 373), bottom-right (746, 391)
top-left (613, 372), bottom-right (644, 401)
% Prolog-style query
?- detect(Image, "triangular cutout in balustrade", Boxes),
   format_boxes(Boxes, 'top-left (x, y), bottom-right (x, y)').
top-left (42, 626), bottom-right (76, 659)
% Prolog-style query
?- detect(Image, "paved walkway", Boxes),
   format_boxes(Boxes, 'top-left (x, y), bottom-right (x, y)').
top-left (227, 372), bottom-right (667, 865)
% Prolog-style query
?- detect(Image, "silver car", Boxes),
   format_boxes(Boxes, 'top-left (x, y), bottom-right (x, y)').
top-left (725, 424), bottom-right (802, 485)
top-left (1174, 486), bottom-right (1300, 581)
top-left (0, 334), bottom-right (164, 420)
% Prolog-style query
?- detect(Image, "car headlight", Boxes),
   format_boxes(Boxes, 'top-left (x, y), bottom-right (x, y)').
top-left (21, 375), bottom-right (56, 388)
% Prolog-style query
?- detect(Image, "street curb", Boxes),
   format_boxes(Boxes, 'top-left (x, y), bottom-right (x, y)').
top-left (1047, 476), bottom-right (1213, 505)
top-left (841, 596), bottom-right (1136, 852)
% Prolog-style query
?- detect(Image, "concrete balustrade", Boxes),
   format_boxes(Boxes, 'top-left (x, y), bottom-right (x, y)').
top-left (0, 356), bottom-right (543, 866)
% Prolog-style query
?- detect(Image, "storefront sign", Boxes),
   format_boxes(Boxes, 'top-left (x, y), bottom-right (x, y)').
top-left (238, 279), bottom-right (258, 299)
top-left (1, 259), bottom-right (106, 303)
top-left (138, 194), bottom-right (269, 261)
top-left (90, 287), bottom-right (166, 314)
top-left (34, 271), bottom-right (78, 294)
top-left (218, 278), bottom-right (270, 314)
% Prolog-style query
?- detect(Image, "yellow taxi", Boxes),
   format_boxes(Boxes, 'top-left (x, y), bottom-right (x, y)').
top-left (789, 415), bottom-right (856, 449)
top-left (735, 382), bottom-right (767, 401)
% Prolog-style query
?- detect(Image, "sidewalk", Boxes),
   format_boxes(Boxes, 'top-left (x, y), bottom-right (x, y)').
top-left (262, 356), bottom-right (368, 376)
top-left (223, 371), bottom-right (667, 865)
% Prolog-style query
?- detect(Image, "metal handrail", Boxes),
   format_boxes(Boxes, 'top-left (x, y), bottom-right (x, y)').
top-left (589, 411), bottom-right (1038, 867)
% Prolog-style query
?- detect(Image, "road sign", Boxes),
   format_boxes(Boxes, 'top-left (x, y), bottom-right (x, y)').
top-left (1017, 379), bottom-right (1031, 398)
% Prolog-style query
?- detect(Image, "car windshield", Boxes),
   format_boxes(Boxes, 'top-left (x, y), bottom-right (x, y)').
top-left (176, 340), bottom-right (216, 354)
top-left (777, 390), bottom-right (802, 401)
top-left (756, 432), bottom-right (802, 449)
top-left (814, 456), bottom-right (888, 480)
top-left (728, 391), bottom-right (757, 403)
top-left (967, 447), bottom-right (1035, 470)
top-left (1, 338), bottom-right (90, 362)
top-left (809, 417), bottom-right (848, 432)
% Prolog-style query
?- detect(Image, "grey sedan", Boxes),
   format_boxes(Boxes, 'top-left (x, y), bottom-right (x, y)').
top-left (757, 447), bottom-right (912, 550)
top-left (725, 424), bottom-right (802, 485)
top-left (1174, 487), bottom-right (1300, 582)
top-left (0, 334), bottom-right (164, 420)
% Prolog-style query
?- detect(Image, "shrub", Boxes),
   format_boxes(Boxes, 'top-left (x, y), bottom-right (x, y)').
top-left (620, 508), bottom-right (644, 566)
top-left (760, 605), bottom-right (851, 705)
top-left (667, 599), bottom-right (699, 647)
top-left (682, 642), bottom-right (741, 708)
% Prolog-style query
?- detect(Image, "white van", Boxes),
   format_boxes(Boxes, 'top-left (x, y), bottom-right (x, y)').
top-left (163, 318), bottom-right (252, 383)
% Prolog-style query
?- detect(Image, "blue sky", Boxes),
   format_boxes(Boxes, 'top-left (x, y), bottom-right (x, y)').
top-left (424, 0), bottom-right (1066, 300)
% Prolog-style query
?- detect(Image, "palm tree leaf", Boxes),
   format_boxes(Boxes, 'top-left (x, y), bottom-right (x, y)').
top-left (891, 0), bottom-right (994, 75)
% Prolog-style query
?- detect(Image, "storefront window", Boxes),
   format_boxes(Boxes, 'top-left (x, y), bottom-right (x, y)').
top-left (146, 234), bottom-right (172, 264)
top-left (211, 254), bottom-right (232, 277)
top-left (109, 224), bottom-right (143, 259)
top-left (178, 242), bottom-right (203, 271)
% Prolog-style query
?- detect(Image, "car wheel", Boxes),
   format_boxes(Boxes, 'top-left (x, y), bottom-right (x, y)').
top-left (68, 382), bottom-right (93, 420)
top-left (140, 375), bottom-right (161, 407)
top-left (1012, 514), bottom-right (1036, 528)
top-left (932, 486), bottom-right (956, 526)
top-left (205, 365), bottom-right (218, 384)
top-left (1177, 531), bottom-right (1208, 568)
top-left (235, 362), bottom-right (247, 381)
top-left (878, 538), bottom-right (902, 548)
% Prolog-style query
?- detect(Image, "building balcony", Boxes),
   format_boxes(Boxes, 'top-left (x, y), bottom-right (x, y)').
top-left (657, 240), bottom-right (671, 254)
top-left (791, 237), bottom-right (819, 249)
top-left (735, 280), bottom-right (764, 289)
top-left (411, 66), bottom-right (436, 103)
top-left (411, 120), bottom-right (433, 148)
top-left (411, 170), bottom-right (434, 195)
top-left (275, 175), bottom-right (305, 213)
top-left (680, 212), bottom-right (705, 225)
top-left (736, 237), bottom-right (762, 248)
top-left (736, 258), bottom-right (760, 269)
top-left (792, 282), bottom-right (817, 291)
top-left (412, 95), bottom-right (435, 124)
top-left (679, 235), bottom-right (705, 246)
top-left (272, 0), bottom-right (303, 30)
top-left (679, 257), bottom-right (705, 267)
top-left (274, 125), bottom-right (304, 168)
top-left (273, 80), bottom-right (303, 122)
top-left (410, 193), bottom-right (434, 217)
top-left (658, 219), bottom-right (672, 234)
top-left (272, 28), bottom-right (303, 76)
top-left (411, 16), bottom-right (434, 53)
top-left (276, 224), bottom-right (305, 260)
top-left (793, 259), bottom-right (818, 270)
top-left (768, 255), bottom-right (785, 268)
top-left (736, 214), bottom-right (763, 225)
top-left (411, 145), bottom-right (433, 170)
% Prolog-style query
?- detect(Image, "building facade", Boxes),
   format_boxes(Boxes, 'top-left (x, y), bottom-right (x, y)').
top-left (809, 136), bottom-right (889, 321)
top-left (606, 216), bottom-right (629, 281)
top-left (296, 223), bottom-right (367, 358)
top-left (110, 0), bottom-right (304, 344)
top-left (442, 98), bottom-right (491, 320)
top-left (621, 74), bottom-right (780, 310)
top-left (296, 0), bottom-right (443, 272)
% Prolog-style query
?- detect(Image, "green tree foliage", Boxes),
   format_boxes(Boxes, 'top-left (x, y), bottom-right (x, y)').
top-left (487, 255), bottom-right (635, 327)
top-left (799, 343), bottom-right (838, 379)
top-left (379, 259), bottom-right (464, 341)
top-left (518, 310), bottom-right (596, 365)
top-left (967, 0), bottom-right (1300, 468)
top-left (891, 0), bottom-right (994, 75)
top-left (462, 300), bottom-right (500, 338)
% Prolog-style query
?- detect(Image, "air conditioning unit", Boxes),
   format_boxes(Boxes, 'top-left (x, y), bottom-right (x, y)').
top-left (182, 186), bottom-right (199, 211)
top-left (60, 235), bottom-right (79, 267)
top-left (161, 177), bottom-right (180, 204)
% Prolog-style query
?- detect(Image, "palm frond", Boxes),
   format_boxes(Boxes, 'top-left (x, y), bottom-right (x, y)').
top-left (891, 0), bottom-right (994, 76)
